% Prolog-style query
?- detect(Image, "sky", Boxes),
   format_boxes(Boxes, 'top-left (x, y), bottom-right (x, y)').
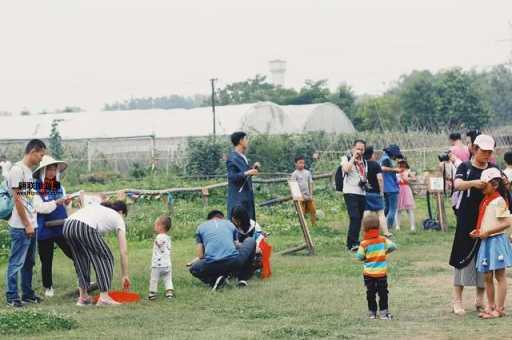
top-left (0, 0), bottom-right (511, 114)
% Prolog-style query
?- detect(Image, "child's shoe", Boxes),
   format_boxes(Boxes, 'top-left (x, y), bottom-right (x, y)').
top-left (148, 292), bottom-right (157, 301)
top-left (368, 311), bottom-right (377, 319)
top-left (165, 290), bottom-right (175, 299)
top-left (379, 310), bottom-right (393, 320)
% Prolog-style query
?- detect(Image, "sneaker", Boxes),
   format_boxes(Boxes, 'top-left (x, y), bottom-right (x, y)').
top-left (148, 292), bottom-right (157, 301)
top-left (165, 290), bottom-right (175, 299)
top-left (44, 287), bottom-right (55, 298)
top-left (350, 245), bottom-right (359, 253)
top-left (96, 297), bottom-right (121, 306)
top-left (379, 310), bottom-right (393, 320)
top-left (368, 311), bottom-right (377, 319)
top-left (237, 280), bottom-right (248, 288)
top-left (211, 275), bottom-right (226, 292)
top-left (76, 297), bottom-right (92, 307)
top-left (22, 295), bottom-right (43, 304)
top-left (6, 299), bottom-right (23, 308)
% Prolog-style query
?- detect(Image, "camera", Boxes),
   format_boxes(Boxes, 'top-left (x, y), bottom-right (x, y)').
top-left (438, 152), bottom-right (450, 162)
top-left (358, 178), bottom-right (370, 192)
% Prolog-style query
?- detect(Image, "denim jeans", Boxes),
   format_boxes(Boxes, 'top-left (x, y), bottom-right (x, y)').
top-left (384, 192), bottom-right (399, 229)
top-left (190, 238), bottom-right (256, 285)
top-left (5, 227), bottom-right (37, 301)
top-left (343, 194), bottom-right (366, 250)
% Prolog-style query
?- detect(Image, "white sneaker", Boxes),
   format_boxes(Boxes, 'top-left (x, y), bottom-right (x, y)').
top-left (44, 288), bottom-right (54, 297)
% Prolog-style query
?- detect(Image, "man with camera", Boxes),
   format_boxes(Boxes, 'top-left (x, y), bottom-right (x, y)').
top-left (227, 131), bottom-right (259, 221)
top-left (341, 139), bottom-right (368, 251)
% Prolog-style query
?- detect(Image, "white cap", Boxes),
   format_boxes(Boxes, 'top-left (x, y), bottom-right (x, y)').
top-left (474, 134), bottom-right (495, 151)
top-left (481, 168), bottom-right (502, 183)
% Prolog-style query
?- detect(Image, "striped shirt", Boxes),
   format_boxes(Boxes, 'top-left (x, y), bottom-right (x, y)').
top-left (355, 235), bottom-right (396, 278)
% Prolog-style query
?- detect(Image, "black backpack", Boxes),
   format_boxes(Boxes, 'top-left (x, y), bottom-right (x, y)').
top-left (335, 166), bottom-right (344, 192)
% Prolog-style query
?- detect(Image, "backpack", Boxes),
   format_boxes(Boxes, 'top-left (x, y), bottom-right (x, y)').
top-left (334, 166), bottom-right (344, 192)
top-left (0, 180), bottom-right (13, 221)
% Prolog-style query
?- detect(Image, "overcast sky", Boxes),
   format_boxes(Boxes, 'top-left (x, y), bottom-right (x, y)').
top-left (0, 0), bottom-right (510, 113)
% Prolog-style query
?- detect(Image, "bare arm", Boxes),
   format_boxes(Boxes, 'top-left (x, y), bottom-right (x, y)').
top-left (195, 243), bottom-right (204, 258)
top-left (13, 188), bottom-right (34, 237)
top-left (377, 173), bottom-right (384, 194)
top-left (479, 217), bottom-right (512, 238)
top-left (341, 157), bottom-right (355, 173)
top-left (117, 229), bottom-right (129, 286)
top-left (454, 178), bottom-right (485, 191)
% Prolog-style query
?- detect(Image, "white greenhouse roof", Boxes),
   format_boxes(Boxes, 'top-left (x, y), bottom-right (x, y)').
top-left (0, 102), bottom-right (355, 141)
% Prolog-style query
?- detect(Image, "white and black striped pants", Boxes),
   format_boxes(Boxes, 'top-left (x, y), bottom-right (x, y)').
top-left (63, 220), bottom-right (114, 292)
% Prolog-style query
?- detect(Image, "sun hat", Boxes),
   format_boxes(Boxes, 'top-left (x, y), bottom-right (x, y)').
top-left (474, 134), bottom-right (495, 151)
top-left (480, 168), bottom-right (502, 183)
top-left (33, 155), bottom-right (68, 179)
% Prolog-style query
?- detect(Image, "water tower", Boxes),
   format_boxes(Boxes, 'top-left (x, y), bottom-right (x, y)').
top-left (269, 59), bottom-right (286, 87)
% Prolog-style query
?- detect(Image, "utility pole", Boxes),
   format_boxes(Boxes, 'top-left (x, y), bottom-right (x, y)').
top-left (210, 78), bottom-right (217, 140)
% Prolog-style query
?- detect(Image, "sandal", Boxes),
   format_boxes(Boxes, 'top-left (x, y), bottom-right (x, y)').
top-left (496, 307), bottom-right (506, 317)
top-left (96, 297), bottom-right (121, 306)
top-left (480, 310), bottom-right (501, 319)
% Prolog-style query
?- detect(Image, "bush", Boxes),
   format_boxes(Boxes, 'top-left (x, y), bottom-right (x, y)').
top-left (79, 171), bottom-right (122, 184)
top-left (0, 310), bottom-right (77, 336)
top-left (185, 136), bottom-right (227, 177)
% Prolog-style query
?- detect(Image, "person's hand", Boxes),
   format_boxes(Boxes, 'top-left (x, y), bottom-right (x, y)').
top-left (122, 276), bottom-right (131, 290)
top-left (25, 224), bottom-right (35, 238)
top-left (469, 229), bottom-right (479, 239)
top-left (245, 169), bottom-right (259, 177)
top-left (63, 195), bottom-right (72, 205)
top-left (472, 180), bottom-right (486, 190)
top-left (352, 149), bottom-right (362, 159)
top-left (56, 198), bottom-right (66, 205)
top-left (253, 162), bottom-right (261, 170)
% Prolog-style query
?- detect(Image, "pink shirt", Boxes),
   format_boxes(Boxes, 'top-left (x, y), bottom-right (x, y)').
top-left (450, 145), bottom-right (470, 162)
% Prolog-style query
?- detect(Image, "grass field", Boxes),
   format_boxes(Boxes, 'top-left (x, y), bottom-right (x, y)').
top-left (1, 183), bottom-right (512, 339)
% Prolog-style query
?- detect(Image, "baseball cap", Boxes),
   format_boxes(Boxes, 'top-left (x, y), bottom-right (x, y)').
top-left (474, 134), bottom-right (495, 151)
top-left (481, 168), bottom-right (502, 183)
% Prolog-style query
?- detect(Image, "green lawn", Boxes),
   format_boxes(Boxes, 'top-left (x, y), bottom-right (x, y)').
top-left (1, 188), bottom-right (512, 339)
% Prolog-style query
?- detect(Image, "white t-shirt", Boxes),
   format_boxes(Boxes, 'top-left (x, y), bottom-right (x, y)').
top-left (341, 156), bottom-right (366, 196)
top-left (151, 233), bottom-right (171, 268)
top-left (68, 205), bottom-right (126, 234)
top-left (7, 161), bottom-right (37, 229)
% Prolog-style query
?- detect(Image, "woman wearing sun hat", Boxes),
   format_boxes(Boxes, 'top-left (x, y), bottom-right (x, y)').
top-left (449, 134), bottom-right (496, 315)
top-left (33, 155), bottom-right (74, 298)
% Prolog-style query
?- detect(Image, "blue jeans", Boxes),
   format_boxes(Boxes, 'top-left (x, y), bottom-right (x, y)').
top-left (5, 227), bottom-right (37, 301)
top-left (190, 238), bottom-right (256, 285)
top-left (384, 192), bottom-right (399, 229)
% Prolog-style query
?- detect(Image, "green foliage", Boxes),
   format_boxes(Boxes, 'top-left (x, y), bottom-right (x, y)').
top-left (352, 95), bottom-right (401, 131)
top-left (471, 65), bottom-right (512, 124)
top-left (129, 162), bottom-right (148, 179)
top-left (185, 137), bottom-right (227, 177)
top-left (49, 119), bottom-right (64, 159)
top-left (0, 224), bottom-right (9, 260)
top-left (104, 94), bottom-right (207, 110)
top-left (0, 310), bottom-right (77, 336)
top-left (328, 83), bottom-right (357, 118)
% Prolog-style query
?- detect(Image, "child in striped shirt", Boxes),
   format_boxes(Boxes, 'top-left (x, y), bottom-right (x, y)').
top-left (355, 213), bottom-right (397, 320)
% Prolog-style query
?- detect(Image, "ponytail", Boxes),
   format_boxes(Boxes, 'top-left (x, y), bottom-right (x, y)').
top-left (493, 178), bottom-right (512, 208)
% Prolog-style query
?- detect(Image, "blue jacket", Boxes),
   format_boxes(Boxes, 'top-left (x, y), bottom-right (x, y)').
top-left (379, 153), bottom-right (399, 193)
top-left (226, 151), bottom-right (255, 221)
top-left (36, 181), bottom-right (68, 241)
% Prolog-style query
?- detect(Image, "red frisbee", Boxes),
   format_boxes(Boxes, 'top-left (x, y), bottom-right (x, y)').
top-left (92, 291), bottom-right (141, 304)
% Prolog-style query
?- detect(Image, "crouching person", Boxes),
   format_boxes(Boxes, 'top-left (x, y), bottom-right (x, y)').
top-left (189, 210), bottom-right (256, 291)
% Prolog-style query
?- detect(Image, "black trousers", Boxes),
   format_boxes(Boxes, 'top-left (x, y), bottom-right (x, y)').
top-left (344, 194), bottom-right (366, 249)
top-left (37, 237), bottom-right (74, 289)
top-left (190, 238), bottom-right (256, 285)
top-left (364, 276), bottom-right (389, 312)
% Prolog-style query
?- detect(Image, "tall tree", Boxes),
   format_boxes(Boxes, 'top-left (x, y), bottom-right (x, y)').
top-left (49, 119), bottom-right (64, 159)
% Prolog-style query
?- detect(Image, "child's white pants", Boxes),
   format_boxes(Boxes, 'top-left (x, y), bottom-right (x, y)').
top-left (149, 266), bottom-right (174, 292)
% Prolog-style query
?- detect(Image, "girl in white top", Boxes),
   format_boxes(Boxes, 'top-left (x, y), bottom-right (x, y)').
top-left (63, 201), bottom-right (130, 306)
top-left (470, 168), bottom-right (512, 318)
top-left (148, 215), bottom-right (174, 300)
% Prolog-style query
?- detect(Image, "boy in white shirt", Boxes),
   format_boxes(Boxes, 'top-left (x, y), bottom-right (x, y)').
top-left (148, 215), bottom-right (175, 300)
